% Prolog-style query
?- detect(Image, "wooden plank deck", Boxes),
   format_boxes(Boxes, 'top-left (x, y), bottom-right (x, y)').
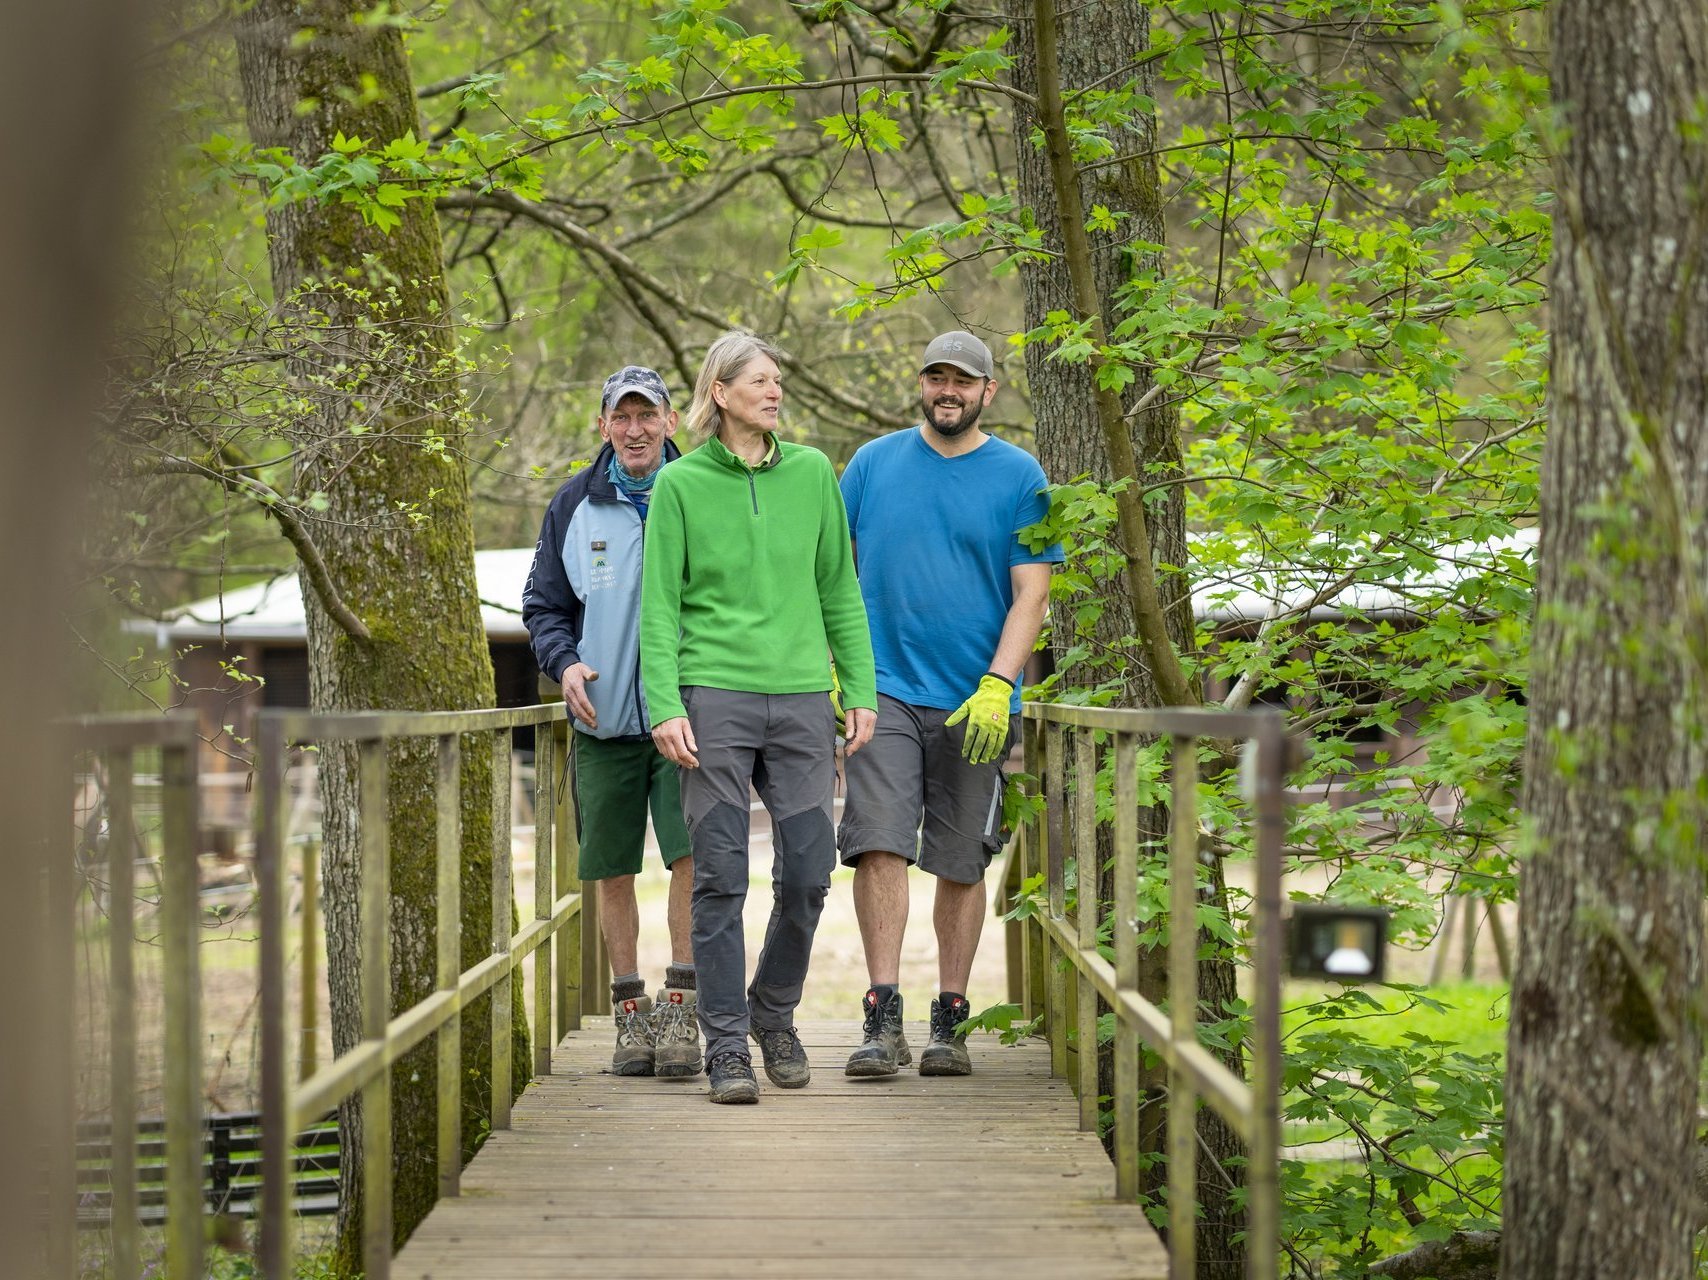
top-left (393, 1018), bottom-right (1168, 1279)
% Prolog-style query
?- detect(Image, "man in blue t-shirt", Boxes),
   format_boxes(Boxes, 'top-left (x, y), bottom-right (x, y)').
top-left (837, 330), bottom-right (1064, 1077)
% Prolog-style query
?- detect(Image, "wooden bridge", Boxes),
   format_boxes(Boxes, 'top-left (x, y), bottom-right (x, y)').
top-left (393, 1018), bottom-right (1166, 1280)
top-left (62, 701), bottom-right (1289, 1280)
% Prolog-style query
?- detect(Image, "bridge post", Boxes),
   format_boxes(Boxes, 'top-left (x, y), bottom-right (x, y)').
top-left (490, 733), bottom-right (513, 1131)
top-left (1020, 717), bottom-right (1047, 1021)
top-left (551, 717), bottom-right (578, 1038)
top-left (257, 715), bottom-right (290, 1277)
top-left (1167, 735), bottom-right (1200, 1279)
top-left (106, 749), bottom-right (139, 1280)
top-left (1044, 721), bottom-right (1069, 1080)
top-left (532, 724), bottom-right (554, 1075)
top-left (435, 734), bottom-right (463, 1197)
top-left (1248, 717), bottom-right (1287, 1280)
top-left (358, 738), bottom-right (393, 1280)
top-left (1111, 731), bottom-right (1140, 1200)
top-left (161, 730), bottom-right (204, 1280)
top-left (1073, 731), bottom-right (1099, 1132)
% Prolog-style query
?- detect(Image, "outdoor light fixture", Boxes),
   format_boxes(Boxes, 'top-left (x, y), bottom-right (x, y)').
top-left (1287, 903), bottom-right (1389, 983)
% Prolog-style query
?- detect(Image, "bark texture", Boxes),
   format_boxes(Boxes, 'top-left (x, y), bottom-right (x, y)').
top-left (234, 2), bottom-right (526, 1267)
top-left (1502, 1), bottom-right (1708, 1276)
top-left (1008, 6), bottom-right (1244, 1276)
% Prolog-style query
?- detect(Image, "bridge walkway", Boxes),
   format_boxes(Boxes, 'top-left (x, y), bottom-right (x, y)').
top-left (392, 1017), bottom-right (1168, 1280)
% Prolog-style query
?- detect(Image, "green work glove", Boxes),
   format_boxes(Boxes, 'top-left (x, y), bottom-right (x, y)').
top-left (829, 662), bottom-right (847, 737)
top-left (944, 673), bottom-right (1014, 765)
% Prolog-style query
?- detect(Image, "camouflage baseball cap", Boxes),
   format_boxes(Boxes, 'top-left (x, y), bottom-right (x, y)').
top-left (919, 330), bottom-right (994, 378)
top-left (601, 365), bottom-right (671, 412)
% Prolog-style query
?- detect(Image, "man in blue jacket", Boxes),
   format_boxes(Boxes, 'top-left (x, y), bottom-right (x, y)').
top-left (522, 365), bottom-right (700, 1079)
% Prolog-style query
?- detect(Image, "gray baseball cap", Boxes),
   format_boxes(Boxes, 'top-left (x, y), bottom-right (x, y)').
top-left (919, 330), bottom-right (994, 378)
top-left (601, 365), bottom-right (671, 412)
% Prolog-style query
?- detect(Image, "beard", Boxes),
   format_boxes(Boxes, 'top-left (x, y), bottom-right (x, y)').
top-left (921, 392), bottom-right (985, 437)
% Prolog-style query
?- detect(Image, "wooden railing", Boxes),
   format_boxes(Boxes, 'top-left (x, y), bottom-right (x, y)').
top-left (70, 697), bottom-right (1283, 1280)
top-left (64, 702), bottom-right (590, 1280)
top-left (62, 713), bottom-right (202, 1280)
top-left (1000, 702), bottom-right (1289, 1280)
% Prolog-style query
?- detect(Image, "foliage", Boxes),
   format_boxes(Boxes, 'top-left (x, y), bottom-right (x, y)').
top-left (1005, 2), bottom-right (1546, 1267)
top-left (108, 0), bottom-right (1564, 1271)
top-left (1280, 985), bottom-right (1505, 1273)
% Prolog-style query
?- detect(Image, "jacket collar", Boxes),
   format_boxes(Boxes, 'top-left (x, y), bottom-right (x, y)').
top-left (587, 437), bottom-right (683, 500)
top-left (700, 431), bottom-right (782, 473)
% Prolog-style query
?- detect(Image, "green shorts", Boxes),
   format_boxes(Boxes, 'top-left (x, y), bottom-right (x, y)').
top-left (570, 730), bottom-right (692, 881)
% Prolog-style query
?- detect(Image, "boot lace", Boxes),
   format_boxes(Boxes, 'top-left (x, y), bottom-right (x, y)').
top-left (753, 1026), bottom-right (804, 1065)
top-left (861, 995), bottom-right (883, 1040)
top-left (653, 998), bottom-right (697, 1044)
top-left (930, 1000), bottom-right (968, 1043)
top-left (708, 1051), bottom-right (755, 1082)
top-left (614, 1003), bottom-right (653, 1049)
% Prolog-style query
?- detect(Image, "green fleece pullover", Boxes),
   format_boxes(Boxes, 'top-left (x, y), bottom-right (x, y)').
top-left (639, 432), bottom-right (877, 724)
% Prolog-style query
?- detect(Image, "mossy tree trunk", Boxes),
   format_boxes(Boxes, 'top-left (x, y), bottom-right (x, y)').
top-left (234, 2), bottom-right (529, 1268)
top-left (1501, 0), bottom-right (1707, 1274)
top-left (1009, 3), bottom-right (1245, 1275)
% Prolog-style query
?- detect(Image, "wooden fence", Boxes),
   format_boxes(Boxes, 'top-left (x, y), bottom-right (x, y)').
top-left (64, 702), bottom-right (588, 1280)
top-left (1000, 702), bottom-right (1289, 1280)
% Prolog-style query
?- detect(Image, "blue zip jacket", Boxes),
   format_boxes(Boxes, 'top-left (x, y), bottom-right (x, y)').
top-left (522, 439), bottom-right (681, 739)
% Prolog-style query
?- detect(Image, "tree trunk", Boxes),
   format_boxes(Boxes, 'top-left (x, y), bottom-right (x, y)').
top-left (234, 2), bottom-right (527, 1267)
top-left (1008, 5), bottom-right (1244, 1276)
top-left (1502, 1), bottom-right (1708, 1276)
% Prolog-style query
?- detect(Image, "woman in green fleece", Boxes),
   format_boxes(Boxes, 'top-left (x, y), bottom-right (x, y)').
top-left (640, 330), bottom-right (877, 1105)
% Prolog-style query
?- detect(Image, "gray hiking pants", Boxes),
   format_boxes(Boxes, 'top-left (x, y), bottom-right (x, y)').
top-left (678, 686), bottom-right (838, 1063)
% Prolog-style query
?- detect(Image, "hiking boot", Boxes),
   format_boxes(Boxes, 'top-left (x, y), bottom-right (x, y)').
top-left (918, 995), bottom-right (973, 1076)
top-left (611, 994), bottom-right (656, 1076)
top-left (845, 988), bottom-right (911, 1078)
top-left (652, 987), bottom-right (703, 1079)
top-left (706, 1051), bottom-right (759, 1104)
top-left (750, 1025), bottom-right (812, 1089)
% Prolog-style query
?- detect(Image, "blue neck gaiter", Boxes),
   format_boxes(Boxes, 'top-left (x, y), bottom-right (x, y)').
top-left (607, 453), bottom-right (660, 519)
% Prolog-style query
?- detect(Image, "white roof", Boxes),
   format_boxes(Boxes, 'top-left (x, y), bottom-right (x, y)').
top-left (1192, 529), bottom-right (1536, 624)
top-left (136, 547), bottom-right (536, 645)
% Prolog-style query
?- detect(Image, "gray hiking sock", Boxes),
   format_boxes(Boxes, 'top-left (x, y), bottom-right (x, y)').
top-left (611, 972), bottom-right (646, 1002)
top-left (872, 983), bottom-right (900, 1004)
top-left (664, 964), bottom-right (697, 991)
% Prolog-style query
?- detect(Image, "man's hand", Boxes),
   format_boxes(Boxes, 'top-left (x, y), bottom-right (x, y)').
top-left (561, 663), bottom-right (599, 728)
top-left (944, 674), bottom-right (1013, 765)
top-left (844, 706), bottom-right (876, 756)
top-left (652, 716), bottom-right (699, 768)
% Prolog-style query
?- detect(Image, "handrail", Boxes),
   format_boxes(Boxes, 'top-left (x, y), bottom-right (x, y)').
top-left (1001, 701), bottom-right (1288, 1280)
top-left (64, 701), bottom-right (588, 1280)
top-left (254, 702), bottom-right (580, 1280)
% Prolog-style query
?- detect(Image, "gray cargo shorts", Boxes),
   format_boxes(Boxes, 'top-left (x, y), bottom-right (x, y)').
top-left (837, 692), bottom-right (1015, 885)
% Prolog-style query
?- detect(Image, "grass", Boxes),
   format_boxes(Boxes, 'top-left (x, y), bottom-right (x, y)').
top-left (1279, 980), bottom-right (1507, 1272)
top-left (1283, 979), bottom-right (1510, 1058)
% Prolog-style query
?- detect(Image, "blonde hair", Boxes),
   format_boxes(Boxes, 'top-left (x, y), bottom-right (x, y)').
top-left (685, 331), bottom-right (787, 441)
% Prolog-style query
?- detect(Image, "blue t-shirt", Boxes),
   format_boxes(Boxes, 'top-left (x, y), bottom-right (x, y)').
top-left (840, 427), bottom-right (1064, 712)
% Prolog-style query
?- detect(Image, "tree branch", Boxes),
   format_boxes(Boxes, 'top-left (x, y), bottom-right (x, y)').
top-left (436, 187), bottom-right (910, 436)
top-left (155, 454), bottom-right (372, 643)
top-left (1366, 1231), bottom-right (1500, 1280)
top-left (509, 72), bottom-right (1036, 166)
